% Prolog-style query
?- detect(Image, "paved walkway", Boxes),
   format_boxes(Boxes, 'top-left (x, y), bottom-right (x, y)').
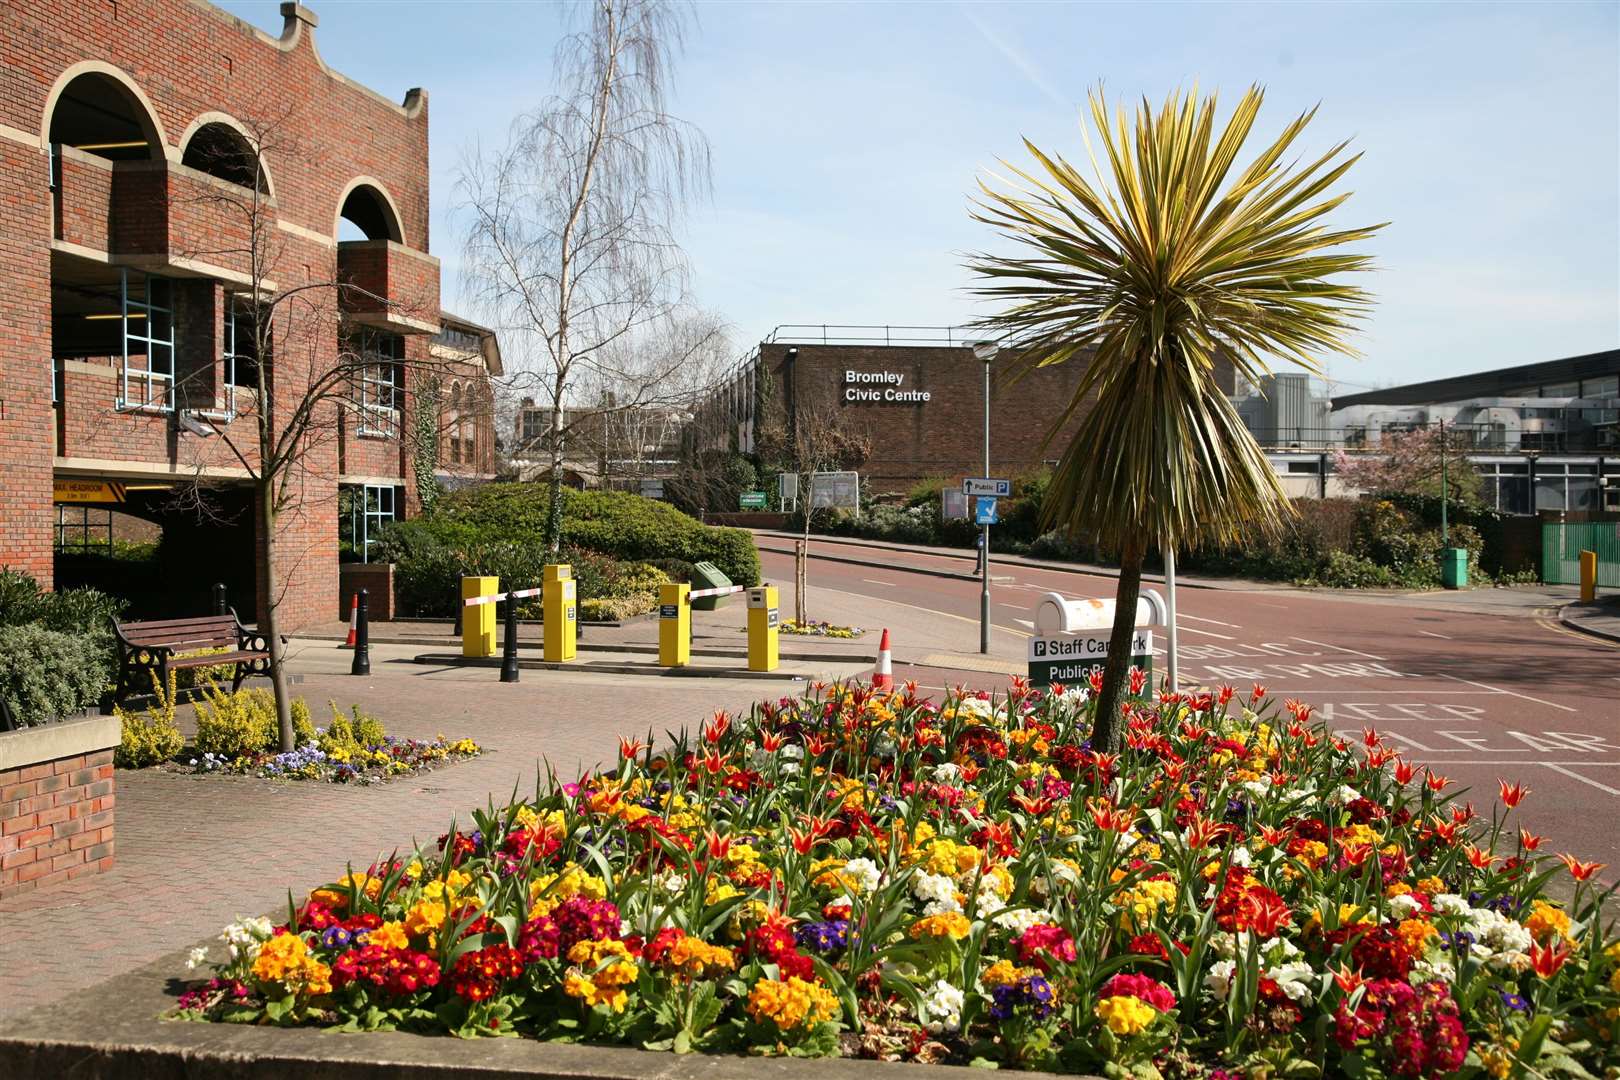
top-left (1561, 595), bottom-right (1620, 643)
top-left (0, 645), bottom-right (803, 1015)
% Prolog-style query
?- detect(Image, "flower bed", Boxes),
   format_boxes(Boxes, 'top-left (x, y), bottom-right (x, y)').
top-left (174, 679), bottom-right (1618, 1076)
top-left (186, 734), bottom-right (482, 784)
top-left (778, 620), bottom-right (865, 638)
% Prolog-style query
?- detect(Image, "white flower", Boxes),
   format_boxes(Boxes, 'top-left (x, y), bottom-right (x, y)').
top-left (185, 946), bottom-right (209, 971)
top-left (1242, 779), bottom-right (1270, 799)
top-left (1388, 893), bottom-right (1424, 919)
top-left (992, 907), bottom-right (1049, 933)
top-left (975, 892), bottom-right (1006, 918)
top-left (923, 979), bottom-right (965, 1034)
top-left (1333, 785), bottom-right (1362, 805)
top-left (912, 871), bottom-right (957, 905)
top-left (1431, 893), bottom-right (1471, 915)
top-left (654, 869), bottom-right (686, 895)
top-left (781, 744), bottom-right (805, 760)
top-left (842, 857), bottom-right (883, 894)
top-left (1266, 960), bottom-right (1317, 1003)
top-left (1229, 846), bottom-right (1253, 868)
top-left (780, 762), bottom-right (801, 777)
top-left (932, 763), bottom-right (961, 784)
top-left (955, 696), bottom-right (993, 720)
top-left (1205, 959), bottom-right (1237, 999)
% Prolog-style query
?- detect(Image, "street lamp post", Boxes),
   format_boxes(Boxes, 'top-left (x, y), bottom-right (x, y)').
top-left (972, 341), bottom-right (999, 654)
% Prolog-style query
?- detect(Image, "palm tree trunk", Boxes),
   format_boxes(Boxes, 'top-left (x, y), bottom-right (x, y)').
top-left (1091, 534), bottom-right (1147, 753)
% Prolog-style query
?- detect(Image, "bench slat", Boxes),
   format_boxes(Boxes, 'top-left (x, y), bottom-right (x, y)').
top-left (169, 650), bottom-right (267, 668)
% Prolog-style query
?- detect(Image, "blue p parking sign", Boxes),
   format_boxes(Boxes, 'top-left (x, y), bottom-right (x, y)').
top-left (974, 496), bottom-right (999, 526)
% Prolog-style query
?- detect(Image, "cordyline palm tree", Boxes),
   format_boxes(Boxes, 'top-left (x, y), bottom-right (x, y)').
top-left (969, 86), bottom-right (1383, 751)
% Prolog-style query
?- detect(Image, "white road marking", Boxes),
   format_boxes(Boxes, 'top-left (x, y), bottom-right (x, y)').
top-left (1014, 618), bottom-right (1035, 630)
top-left (1180, 613), bottom-right (1243, 628)
top-left (1436, 672), bottom-right (1577, 713)
top-left (1541, 764), bottom-right (1620, 796)
top-left (862, 579), bottom-right (897, 587)
top-left (1177, 624), bottom-right (1236, 640)
top-left (1292, 637), bottom-right (1386, 661)
top-left (1418, 630), bottom-right (1451, 639)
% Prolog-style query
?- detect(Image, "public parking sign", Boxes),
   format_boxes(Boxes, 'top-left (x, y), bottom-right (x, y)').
top-left (1027, 631), bottom-right (1153, 687)
top-left (963, 477), bottom-right (1011, 497)
top-left (974, 496), bottom-right (999, 525)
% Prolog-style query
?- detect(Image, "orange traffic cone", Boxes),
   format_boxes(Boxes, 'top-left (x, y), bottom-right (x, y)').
top-left (342, 593), bottom-right (359, 648)
top-left (872, 628), bottom-right (893, 689)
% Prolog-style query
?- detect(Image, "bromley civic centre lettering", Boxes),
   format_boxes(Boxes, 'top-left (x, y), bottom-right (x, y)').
top-left (843, 370), bottom-right (930, 404)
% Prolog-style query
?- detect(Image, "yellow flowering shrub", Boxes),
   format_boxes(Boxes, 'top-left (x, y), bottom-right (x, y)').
top-left (746, 976), bottom-right (839, 1031)
top-left (1096, 994), bottom-right (1158, 1036)
top-left (250, 933), bottom-right (332, 998)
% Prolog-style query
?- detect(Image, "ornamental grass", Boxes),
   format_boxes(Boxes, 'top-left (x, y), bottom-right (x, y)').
top-left (176, 678), bottom-right (1619, 1076)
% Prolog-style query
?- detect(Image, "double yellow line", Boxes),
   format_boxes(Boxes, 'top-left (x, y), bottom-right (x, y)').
top-left (1534, 607), bottom-right (1619, 649)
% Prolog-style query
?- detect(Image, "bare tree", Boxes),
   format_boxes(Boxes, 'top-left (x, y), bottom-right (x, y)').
top-left (755, 400), bottom-right (870, 625)
top-left (168, 111), bottom-right (444, 751)
top-left (459, 0), bottom-right (711, 548)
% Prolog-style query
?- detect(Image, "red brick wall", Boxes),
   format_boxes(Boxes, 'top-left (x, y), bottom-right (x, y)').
top-left (1, 1), bottom-right (440, 629)
top-left (0, 748), bottom-right (115, 899)
top-left (760, 343), bottom-right (1237, 492)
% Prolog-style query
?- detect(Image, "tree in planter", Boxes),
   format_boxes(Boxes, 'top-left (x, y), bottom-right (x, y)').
top-left (166, 112), bottom-right (449, 752)
top-left (755, 400), bottom-right (871, 625)
top-left (459, 0), bottom-right (716, 551)
top-left (969, 87), bottom-right (1382, 751)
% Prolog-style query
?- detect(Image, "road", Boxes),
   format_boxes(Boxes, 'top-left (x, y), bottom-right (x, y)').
top-left (758, 535), bottom-right (1620, 875)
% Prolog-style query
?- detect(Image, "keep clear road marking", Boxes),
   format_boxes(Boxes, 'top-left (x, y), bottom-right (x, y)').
top-left (1541, 764), bottom-right (1620, 796)
top-left (1435, 672), bottom-right (1578, 713)
top-left (1292, 637), bottom-right (1386, 661)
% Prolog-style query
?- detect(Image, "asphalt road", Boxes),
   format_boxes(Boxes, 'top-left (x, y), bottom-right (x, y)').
top-left (759, 536), bottom-right (1620, 877)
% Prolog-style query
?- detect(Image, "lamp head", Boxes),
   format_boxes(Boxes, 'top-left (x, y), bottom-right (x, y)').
top-left (971, 340), bottom-right (1000, 362)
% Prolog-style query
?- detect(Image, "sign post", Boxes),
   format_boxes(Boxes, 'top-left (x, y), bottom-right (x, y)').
top-left (963, 477), bottom-right (1009, 654)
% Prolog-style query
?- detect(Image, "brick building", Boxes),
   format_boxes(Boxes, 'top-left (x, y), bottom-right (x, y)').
top-left (698, 327), bottom-right (1237, 493)
top-left (0, 0), bottom-right (478, 628)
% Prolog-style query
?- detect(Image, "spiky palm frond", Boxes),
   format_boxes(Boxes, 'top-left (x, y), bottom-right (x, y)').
top-left (968, 85), bottom-right (1383, 552)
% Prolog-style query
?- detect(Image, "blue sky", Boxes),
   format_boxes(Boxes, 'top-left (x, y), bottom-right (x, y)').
top-left (221, 0), bottom-right (1618, 391)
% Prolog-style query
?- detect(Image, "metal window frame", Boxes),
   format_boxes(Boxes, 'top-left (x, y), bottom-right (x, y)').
top-left (346, 483), bottom-right (398, 562)
top-left (116, 268), bottom-right (175, 412)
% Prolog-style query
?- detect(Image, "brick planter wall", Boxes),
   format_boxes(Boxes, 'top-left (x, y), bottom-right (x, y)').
top-left (0, 716), bottom-right (120, 899)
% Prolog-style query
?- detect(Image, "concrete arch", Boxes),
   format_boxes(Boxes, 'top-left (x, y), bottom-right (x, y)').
top-left (333, 176), bottom-right (406, 246)
top-left (177, 111), bottom-right (278, 198)
top-left (40, 60), bottom-right (173, 159)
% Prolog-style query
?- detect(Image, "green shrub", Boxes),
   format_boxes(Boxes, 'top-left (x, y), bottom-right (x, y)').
top-left (431, 485), bottom-right (761, 586)
top-left (0, 570), bottom-right (122, 693)
top-left (0, 624), bottom-right (107, 725)
top-left (193, 681), bottom-right (314, 755)
top-left (580, 595), bottom-right (658, 622)
top-left (114, 673), bottom-right (183, 768)
top-left (377, 486), bottom-right (728, 617)
top-left (318, 703), bottom-right (388, 757)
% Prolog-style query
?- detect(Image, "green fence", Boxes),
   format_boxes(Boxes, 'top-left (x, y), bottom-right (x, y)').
top-left (1542, 520), bottom-right (1620, 586)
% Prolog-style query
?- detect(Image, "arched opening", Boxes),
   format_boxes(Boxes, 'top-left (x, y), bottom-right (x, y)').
top-left (338, 183), bottom-right (403, 243)
top-left (47, 72), bottom-right (160, 161)
top-left (182, 122), bottom-right (267, 192)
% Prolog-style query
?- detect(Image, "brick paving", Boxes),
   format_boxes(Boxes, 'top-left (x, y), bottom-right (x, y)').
top-left (0, 646), bottom-right (788, 1015)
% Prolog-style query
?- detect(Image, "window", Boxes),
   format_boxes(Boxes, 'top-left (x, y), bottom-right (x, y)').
top-left (1533, 462), bottom-right (1600, 512)
top-left (1476, 461), bottom-right (1530, 515)
top-left (1582, 375), bottom-right (1618, 399)
top-left (350, 331), bottom-right (403, 436)
top-left (1540, 382), bottom-right (1579, 398)
top-left (340, 483), bottom-right (399, 562)
top-left (118, 269), bottom-right (174, 411)
top-left (223, 297), bottom-right (263, 392)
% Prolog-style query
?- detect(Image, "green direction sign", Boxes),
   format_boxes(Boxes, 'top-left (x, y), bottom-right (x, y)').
top-left (739, 491), bottom-right (768, 510)
top-left (1027, 630), bottom-right (1153, 687)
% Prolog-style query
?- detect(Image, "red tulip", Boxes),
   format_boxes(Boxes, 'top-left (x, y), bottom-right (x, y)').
top-left (1559, 854), bottom-right (1605, 882)
top-left (1518, 829), bottom-right (1544, 853)
top-left (617, 735), bottom-right (647, 761)
top-left (1424, 770), bottom-right (1450, 793)
top-left (1394, 759), bottom-right (1417, 785)
top-left (1497, 779), bottom-right (1530, 809)
top-left (1529, 940), bottom-right (1571, 978)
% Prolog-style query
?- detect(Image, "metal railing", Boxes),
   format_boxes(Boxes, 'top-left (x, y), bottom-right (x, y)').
top-left (762, 324), bottom-right (976, 347)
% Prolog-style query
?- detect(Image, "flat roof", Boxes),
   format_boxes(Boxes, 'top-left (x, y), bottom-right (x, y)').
top-left (1332, 347), bottom-right (1620, 408)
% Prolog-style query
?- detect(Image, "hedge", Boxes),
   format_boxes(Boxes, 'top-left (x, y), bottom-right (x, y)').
top-left (426, 485), bottom-right (760, 587)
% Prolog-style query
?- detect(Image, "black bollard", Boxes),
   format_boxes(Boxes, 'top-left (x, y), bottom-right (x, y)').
top-left (499, 592), bottom-right (520, 683)
top-left (350, 589), bottom-right (371, 676)
top-left (212, 582), bottom-right (227, 616)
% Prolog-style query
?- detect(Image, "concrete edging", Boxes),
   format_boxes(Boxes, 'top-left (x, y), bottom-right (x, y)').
top-left (0, 713), bottom-right (121, 772)
top-left (1557, 602), bottom-right (1620, 645)
top-left (0, 939), bottom-right (1086, 1079)
top-left (410, 653), bottom-right (810, 681)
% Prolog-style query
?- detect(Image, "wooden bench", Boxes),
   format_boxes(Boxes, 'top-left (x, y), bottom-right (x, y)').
top-left (111, 613), bottom-right (271, 704)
